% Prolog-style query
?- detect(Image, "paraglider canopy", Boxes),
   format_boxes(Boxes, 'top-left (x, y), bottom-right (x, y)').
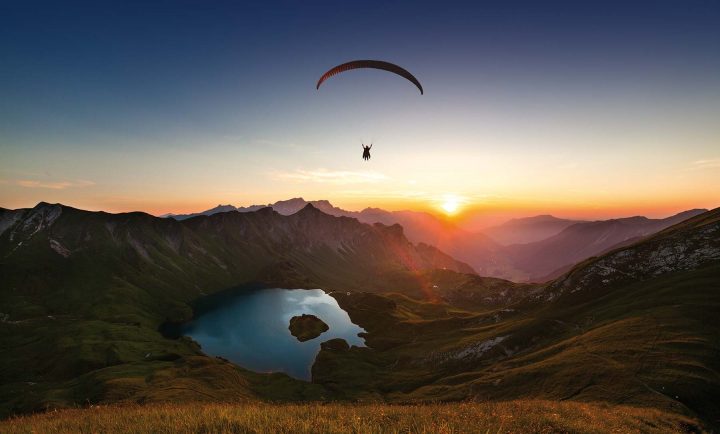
top-left (316, 60), bottom-right (423, 94)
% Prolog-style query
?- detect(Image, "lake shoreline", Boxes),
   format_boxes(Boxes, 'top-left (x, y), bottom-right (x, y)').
top-left (159, 286), bottom-right (366, 380)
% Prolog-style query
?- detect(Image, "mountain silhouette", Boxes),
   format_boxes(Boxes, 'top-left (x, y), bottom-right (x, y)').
top-left (165, 199), bottom-right (707, 282)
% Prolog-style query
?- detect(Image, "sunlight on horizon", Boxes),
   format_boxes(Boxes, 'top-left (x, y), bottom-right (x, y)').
top-left (440, 195), bottom-right (462, 216)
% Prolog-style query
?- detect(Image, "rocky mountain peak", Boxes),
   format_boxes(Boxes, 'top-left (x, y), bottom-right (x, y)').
top-left (296, 203), bottom-right (324, 215)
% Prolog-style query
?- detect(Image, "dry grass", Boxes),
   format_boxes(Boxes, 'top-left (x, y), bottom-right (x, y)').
top-left (0, 400), bottom-right (700, 434)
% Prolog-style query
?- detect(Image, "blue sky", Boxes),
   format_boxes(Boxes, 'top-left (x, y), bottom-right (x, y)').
top-left (1, 0), bottom-right (719, 219)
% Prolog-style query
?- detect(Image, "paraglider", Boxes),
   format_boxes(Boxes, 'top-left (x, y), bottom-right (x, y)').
top-left (316, 60), bottom-right (423, 95)
top-left (362, 143), bottom-right (372, 161)
top-left (317, 60), bottom-right (422, 162)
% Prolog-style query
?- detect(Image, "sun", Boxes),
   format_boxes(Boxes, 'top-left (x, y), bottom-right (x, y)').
top-left (441, 196), bottom-right (461, 215)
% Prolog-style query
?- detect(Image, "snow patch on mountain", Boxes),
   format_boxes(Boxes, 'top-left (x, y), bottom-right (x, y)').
top-left (49, 239), bottom-right (71, 258)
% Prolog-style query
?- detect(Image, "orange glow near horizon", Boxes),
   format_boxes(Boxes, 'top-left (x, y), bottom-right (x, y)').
top-left (1, 191), bottom-right (715, 232)
top-left (2, 143), bottom-right (719, 227)
top-left (3, 110), bottom-right (719, 223)
top-left (439, 195), bottom-right (462, 216)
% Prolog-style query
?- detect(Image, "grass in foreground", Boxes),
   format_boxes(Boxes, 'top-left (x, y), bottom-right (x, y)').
top-left (0, 400), bottom-right (701, 434)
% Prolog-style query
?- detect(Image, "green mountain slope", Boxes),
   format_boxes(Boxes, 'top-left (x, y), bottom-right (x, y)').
top-left (0, 202), bottom-right (475, 416)
top-left (1, 203), bottom-right (717, 428)
top-left (313, 208), bottom-right (720, 425)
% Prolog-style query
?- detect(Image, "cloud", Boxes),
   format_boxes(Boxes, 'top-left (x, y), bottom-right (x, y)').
top-left (1, 179), bottom-right (95, 190)
top-left (692, 159), bottom-right (720, 170)
top-left (273, 169), bottom-right (388, 185)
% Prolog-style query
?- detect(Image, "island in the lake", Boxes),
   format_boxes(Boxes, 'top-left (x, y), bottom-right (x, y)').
top-left (289, 314), bottom-right (329, 342)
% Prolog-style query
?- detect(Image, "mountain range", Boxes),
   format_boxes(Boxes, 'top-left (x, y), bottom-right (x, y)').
top-left (0, 202), bottom-right (718, 427)
top-left (504, 209), bottom-right (708, 281)
top-left (164, 199), bottom-right (707, 282)
top-left (0, 202), bottom-right (471, 301)
top-left (482, 214), bottom-right (583, 245)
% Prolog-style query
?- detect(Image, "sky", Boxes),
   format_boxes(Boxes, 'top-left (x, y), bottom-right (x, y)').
top-left (1, 0), bottom-right (719, 224)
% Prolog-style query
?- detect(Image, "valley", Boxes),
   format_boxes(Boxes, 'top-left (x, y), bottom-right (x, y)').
top-left (1, 202), bottom-right (718, 430)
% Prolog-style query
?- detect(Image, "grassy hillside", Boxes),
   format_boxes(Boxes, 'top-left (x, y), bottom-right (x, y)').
top-left (319, 264), bottom-right (719, 416)
top-left (0, 401), bottom-right (701, 433)
top-left (313, 208), bottom-right (720, 426)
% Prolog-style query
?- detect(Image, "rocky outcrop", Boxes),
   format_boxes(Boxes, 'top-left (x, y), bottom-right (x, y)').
top-left (288, 314), bottom-right (329, 342)
top-left (541, 209), bottom-right (720, 301)
top-left (320, 338), bottom-right (350, 352)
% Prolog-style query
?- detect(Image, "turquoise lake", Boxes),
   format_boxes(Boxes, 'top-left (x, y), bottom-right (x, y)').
top-left (178, 288), bottom-right (366, 380)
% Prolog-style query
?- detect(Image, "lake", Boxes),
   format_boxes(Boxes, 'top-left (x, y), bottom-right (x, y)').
top-left (177, 288), bottom-right (366, 380)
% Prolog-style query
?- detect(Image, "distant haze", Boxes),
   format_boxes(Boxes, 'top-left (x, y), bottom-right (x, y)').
top-left (160, 198), bottom-right (710, 282)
